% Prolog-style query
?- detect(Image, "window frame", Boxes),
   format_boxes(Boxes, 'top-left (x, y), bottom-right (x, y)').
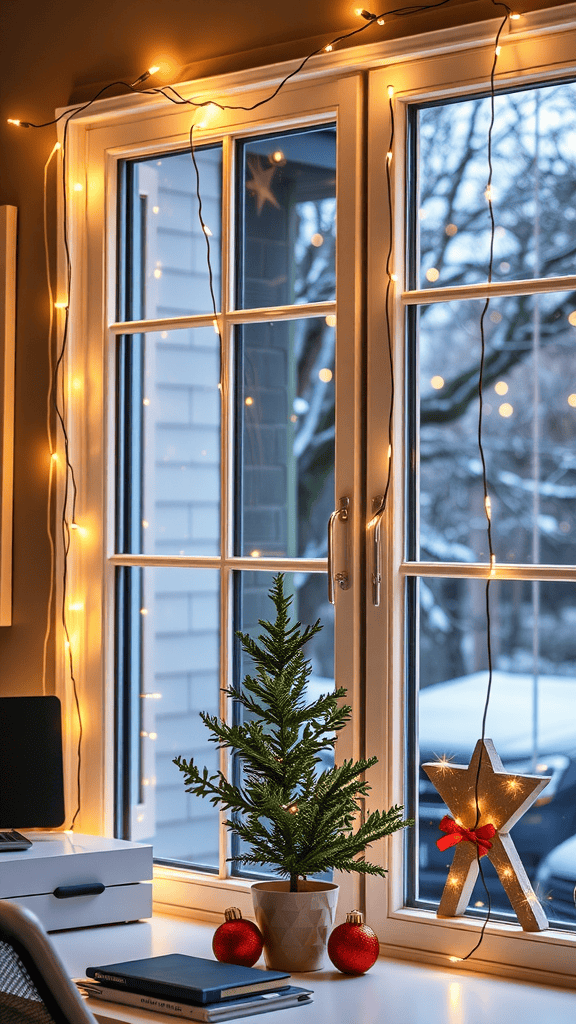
top-left (59, 71), bottom-right (365, 918)
top-left (58, 3), bottom-right (576, 983)
top-left (365, 22), bottom-right (576, 987)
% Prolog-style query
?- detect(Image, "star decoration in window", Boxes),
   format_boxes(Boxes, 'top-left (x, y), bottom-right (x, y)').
top-left (422, 738), bottom-right (551, 931)
top-left (245, 155), bottom-right (281, 214)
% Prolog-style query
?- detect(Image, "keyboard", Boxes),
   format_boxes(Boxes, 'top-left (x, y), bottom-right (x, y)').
top-left (0, 830), bottom-right (33, 851)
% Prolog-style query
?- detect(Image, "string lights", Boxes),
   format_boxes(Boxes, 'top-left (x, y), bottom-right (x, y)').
top-left (9, 0), bottom-right (523, 853)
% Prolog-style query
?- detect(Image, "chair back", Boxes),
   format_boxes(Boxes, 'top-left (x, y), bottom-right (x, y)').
top-left (0, 901), bottom-right (98, 1024)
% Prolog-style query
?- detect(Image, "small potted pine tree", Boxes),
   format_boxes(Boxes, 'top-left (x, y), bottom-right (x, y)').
top-left (174, 574), bottom-right (412, 971)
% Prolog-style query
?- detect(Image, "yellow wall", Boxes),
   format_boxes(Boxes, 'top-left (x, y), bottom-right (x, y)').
top-left (0, 0), bottom-right (565, 693)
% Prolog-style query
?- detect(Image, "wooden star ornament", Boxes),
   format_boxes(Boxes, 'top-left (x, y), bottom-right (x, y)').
top-left (422, 739), bottom-right (551, 931)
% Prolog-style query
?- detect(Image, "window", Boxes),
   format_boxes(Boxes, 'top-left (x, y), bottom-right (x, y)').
top-left (63, 5), bottom-right (576, 985)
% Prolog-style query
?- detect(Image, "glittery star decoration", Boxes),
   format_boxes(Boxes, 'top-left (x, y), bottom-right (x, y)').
top-left (422, 739), bottom-right (551, 931)
top-left (245, 155), bottom-right (281, 214)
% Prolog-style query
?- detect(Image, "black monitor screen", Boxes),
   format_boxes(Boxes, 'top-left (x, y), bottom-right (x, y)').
top-left (0, 696), bottom-right (65, 828)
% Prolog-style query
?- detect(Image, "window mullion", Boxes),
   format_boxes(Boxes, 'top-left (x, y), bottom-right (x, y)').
top-left (402, 272), bottom-right (576, 306)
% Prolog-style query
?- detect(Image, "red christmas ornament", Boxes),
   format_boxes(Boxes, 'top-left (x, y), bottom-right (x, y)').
top-left (328, 910), bottom-right (380, 974)
top-left (212, 907), bottom-right (263, 967)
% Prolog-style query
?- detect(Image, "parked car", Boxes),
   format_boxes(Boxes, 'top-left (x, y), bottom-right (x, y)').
top-left (535, 835), bottom-right (576, 924)
top-left (418, 671), bottom-right (576, 907)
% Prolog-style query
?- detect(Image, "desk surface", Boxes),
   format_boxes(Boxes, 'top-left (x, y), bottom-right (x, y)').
top-left (52, 913), bottom-right (576, 1024)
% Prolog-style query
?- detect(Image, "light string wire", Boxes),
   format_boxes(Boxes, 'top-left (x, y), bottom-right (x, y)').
top-left (381, 86), bottom-right (396, 516)
top-left (458, 1), bottom-right (513, 964)
top-left (9, 0), bottom-right (520, 834)
top-left (42, 142), bottom-right (61, 698)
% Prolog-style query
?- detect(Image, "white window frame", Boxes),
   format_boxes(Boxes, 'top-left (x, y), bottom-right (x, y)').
top-left (58, 2), bottom-right (576, 984)
top-left (59, 69), bottom-right (365, 918)
top-left (365, 9), bottom-right (576, 988)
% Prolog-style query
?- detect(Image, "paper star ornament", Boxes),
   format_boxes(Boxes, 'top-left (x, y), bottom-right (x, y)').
top-left (422, 738), bottom-right (551, 931)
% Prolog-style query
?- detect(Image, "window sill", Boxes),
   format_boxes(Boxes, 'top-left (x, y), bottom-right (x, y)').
top-left (52, 911), bottom-right (576, 1023)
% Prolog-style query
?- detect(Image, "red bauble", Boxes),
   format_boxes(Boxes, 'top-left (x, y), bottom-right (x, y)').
top-left (328, 910), bottom-right (380, 974)
top-left (212, 907), bottom-right (263, 967)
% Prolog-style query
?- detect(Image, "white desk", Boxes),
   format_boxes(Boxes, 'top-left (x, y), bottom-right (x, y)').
top-left (52, 913), bottom-right (576, 1024)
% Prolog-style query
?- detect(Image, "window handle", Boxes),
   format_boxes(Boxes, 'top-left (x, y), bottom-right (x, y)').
top-left (369, 495), bottom-right (385, 606)
top-left (327, 497), bottom-right (350, 604)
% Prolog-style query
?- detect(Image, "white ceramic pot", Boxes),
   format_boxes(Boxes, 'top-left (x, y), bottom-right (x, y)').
top-left (251, 879), bottom-right (339, 972)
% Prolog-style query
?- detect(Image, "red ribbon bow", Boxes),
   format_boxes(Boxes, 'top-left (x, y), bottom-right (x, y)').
top-left (436, 815), bottom-right (496, 858)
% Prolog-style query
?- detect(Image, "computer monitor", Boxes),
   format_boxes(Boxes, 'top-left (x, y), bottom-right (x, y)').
top-left (0, 696), bottom-right (65, 828)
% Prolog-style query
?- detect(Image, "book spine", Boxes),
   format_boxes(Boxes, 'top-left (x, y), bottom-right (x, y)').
top-left (83, 985), bottom-right (208, 1022)
top-left (89, 972), bottom-right (208, 1004)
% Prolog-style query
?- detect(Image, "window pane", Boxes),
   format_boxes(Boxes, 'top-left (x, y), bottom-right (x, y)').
top-left (417, 82), bottom-right (576, 288)
top-left (237, 318), bottom-right (335, 558)
top-left (237, 127), bottom-right (336, 310)
top-left (122, 566), bottom-right (220, 870)
top-left (416, 293), bottom-right (576, 565)
top-left (118, 327), bottom-right (220, 556)
top-left (124, 147), bottom-right (222, 319)
top-left (415, 577), bottom-right (576, 929)
top-left (233, 570), bottom-right (334, 879)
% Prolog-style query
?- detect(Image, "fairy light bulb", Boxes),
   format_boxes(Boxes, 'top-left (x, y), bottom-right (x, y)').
top-left (387, 85), bottom-right (394, 98)
top-left (495, 45), bottom-right (501, 56)
top-left (8, 118), bottom-right (32, 128)
top-left (510, 11), bottom-right (520, 19)
top-left (324, 43), bottom-right (333, 52)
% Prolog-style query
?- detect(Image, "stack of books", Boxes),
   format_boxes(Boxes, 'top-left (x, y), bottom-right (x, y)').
top-left (75, 953), bottom-right (313, 1022)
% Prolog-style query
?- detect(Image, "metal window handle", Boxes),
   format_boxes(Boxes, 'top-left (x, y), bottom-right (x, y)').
top-left (328, 497), bottom-right (350, 604)
top-left (369, 495), bottom-right (385, 606)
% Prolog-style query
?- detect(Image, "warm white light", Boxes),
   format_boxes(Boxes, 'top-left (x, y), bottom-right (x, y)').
top-left (377, 18), bottom-right (385, 25)
top-left (142, 520), bottom-right (149, 528)
top-left (390, 273), bottom-right (398, 282)
top-left (148, 64), bottom-right (161, 75)
top-left (510, 12), bottom-right (521, 19)
top-left (499, 402), bottom-right (513, 418)
top-left (319, 367), bottom-right (333, 383)
top-left (431, 375), bottom-right (444, 390)
top-left (51, 453), bottom-right (58, 462)
top-left (324, 43), bottom-right (333, 52)
top-left (73, 183), bottom-right (83, 192)
top-left (143, 398), bottom-right (150, 406)
top-left (153, 268), bottom-right (162, 278)
top-left (568, 311), bottom-right (576, 326)
top-left (445, 223), bottom-right (458, 236)
top-left (325, 314), bottom-right (337, 327)
top-left (203, 225), bottom-right (213, 236)
top-left (54, 301), bottom-right (68, 309)
top-left (141, 692), bottom-right (162, 699)
top-left (152, 206), bottom-right (159, 214)
top-left (568, 394), bottom-right (576, 408)
top-left (495, 45), bottom-right (501, 56)
top-left (250, 549), bottom-right (261, 558)
top-left (213, 320), bottom-right (220, 334)
top-left (386, 150), bottom-right (393, 163)
top-left (484, 495), bottom-right (492, 519)
top-left (245, 396), bottom-right (254, 406)
top-left (270, 150), bottom-right (286, 164)
top-left (485, 185), bottom-right (494, 202)
top-left (387, 85), bottom-right (394, 98)
top-left (495, 380), bottom-right (508, 395)
top-left (69, 602), bottom-right (84, 612)
top-left (426, 267), bottom-right (439, 282)
top-left (311, 233), bottom-right (324, 247)
top-left (448, 956), bottom-right (463, 963)
top-left (140, 608), bottom-right (149, 616)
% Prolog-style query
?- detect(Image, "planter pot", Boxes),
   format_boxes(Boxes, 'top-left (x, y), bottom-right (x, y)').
top-left (251, 880), bottom-right (339, 972)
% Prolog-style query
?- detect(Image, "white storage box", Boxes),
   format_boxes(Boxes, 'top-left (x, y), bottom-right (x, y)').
top-left (0, 832), bottom-right (153, 931)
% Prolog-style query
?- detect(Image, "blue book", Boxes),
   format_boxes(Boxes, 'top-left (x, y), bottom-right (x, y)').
top-left (85, 954), bottom-right (290, 1006)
